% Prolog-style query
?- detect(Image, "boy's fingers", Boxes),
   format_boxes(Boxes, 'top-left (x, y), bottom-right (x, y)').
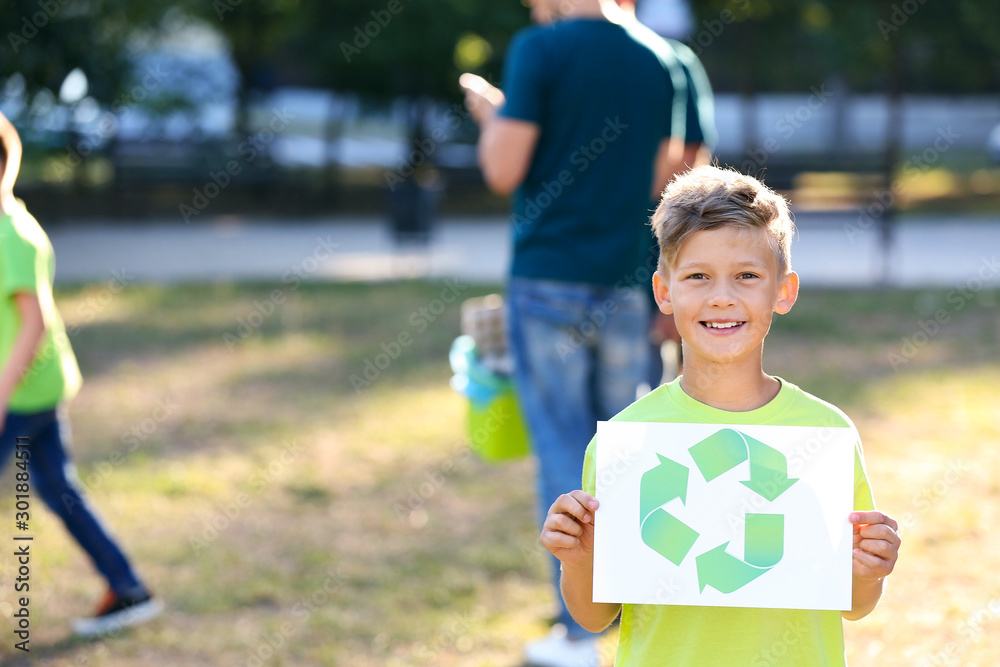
top-left (858, 523), bottom-right (901, 546)
top-left (552, 491), bottom-right (599, 523)
top-left (849, 511), bottom-right (899, 533)
top-left (853, 548), bottom-right (895, 577)
top-left (545, 513), bottom-right (584, 538)
top-left (857, 537), bottom-right (898, 561)
top-left (541, 529), bottom-right (580, 551)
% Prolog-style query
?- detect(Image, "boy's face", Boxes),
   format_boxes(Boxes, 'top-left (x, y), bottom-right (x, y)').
top-left (652, 226), bottom-right (799, 366)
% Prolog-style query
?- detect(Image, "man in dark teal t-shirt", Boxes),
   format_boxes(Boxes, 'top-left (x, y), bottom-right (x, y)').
top-left (461, 2), bottom-right (691, 664)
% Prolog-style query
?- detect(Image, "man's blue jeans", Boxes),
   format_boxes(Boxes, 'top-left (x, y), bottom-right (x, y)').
top-left (1, 408), bottom-right (144, 596)
top-left (507, 278), bottom-right (649, 639)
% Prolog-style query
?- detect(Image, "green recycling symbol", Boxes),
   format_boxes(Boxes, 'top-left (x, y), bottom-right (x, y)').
top-left (639, 428), bottom-right (799, 594)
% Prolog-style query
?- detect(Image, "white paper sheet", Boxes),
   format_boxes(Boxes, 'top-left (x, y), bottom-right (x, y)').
top-left (593, 422), bottom-right (855, 611)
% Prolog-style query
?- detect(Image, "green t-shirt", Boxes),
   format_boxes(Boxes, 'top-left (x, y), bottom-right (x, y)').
top-left (0, 207), bottom-right (82, 411)
top-left (582, 377), bottom-right (875, 667)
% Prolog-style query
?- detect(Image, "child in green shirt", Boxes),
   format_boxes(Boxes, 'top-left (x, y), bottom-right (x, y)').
top-left (540, 165), bottom-right (900, 666)
top-left (0, 111), bottom-right (162, 637)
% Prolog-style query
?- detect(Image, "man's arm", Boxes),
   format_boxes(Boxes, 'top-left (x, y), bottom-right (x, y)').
top-left (650, 136), bottom-right (683, 200)
top-left (650, 138), bottom-right (710, 200)
top-left (476, 116), bottom-right (539, 196)
top-left (0, 292), bottom-right (46, 433)
top-left (460, 73), bottom-right (539, 196)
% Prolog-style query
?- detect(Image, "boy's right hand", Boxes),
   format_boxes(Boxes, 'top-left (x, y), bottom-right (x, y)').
top-left (540, 491), bottom-right (600, 566)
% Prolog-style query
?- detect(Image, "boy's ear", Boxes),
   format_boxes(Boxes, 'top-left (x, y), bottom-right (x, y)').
top-left (773, 270), bottom-right (799, 315)
top-left (652, 270), bottom-right (674, 314)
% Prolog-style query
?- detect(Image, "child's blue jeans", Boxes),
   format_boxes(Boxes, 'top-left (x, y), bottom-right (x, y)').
top-left (507, 278), bottom-right (649, 639)
top-left (0, 407), bottom-right (145, 597)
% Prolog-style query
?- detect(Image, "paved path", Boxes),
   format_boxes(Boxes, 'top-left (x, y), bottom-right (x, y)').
top-left (49, 213), bottom-right (1000, 289)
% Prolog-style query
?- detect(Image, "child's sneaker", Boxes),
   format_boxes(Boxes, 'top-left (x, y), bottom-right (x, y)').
top-left (71, 589), bottom-right (163, 638)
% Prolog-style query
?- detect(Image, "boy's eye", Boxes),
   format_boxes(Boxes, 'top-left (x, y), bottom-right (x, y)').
top-left (686, 273), bottom-right (707, 280)
top-left (738, 272), bottom-right (759, 280)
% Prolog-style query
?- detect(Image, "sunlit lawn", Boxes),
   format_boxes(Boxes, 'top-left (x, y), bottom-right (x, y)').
top-left (0, 280), bottom-right (997, 666)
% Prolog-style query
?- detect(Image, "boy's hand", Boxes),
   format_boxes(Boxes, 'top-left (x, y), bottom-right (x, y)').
top-left (849, 511), bottom-right (900, 581)
top-left (540, 491), bottom-right (599, 566)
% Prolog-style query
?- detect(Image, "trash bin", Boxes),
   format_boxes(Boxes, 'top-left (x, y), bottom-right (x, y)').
top-left (387, 171), bottom-right (441, 245)
top-left (449, 334), bottom-right (530, 462)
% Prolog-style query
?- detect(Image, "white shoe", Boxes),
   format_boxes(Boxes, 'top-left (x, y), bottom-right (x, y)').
top-left (524, 624), bottom-right (598, 667)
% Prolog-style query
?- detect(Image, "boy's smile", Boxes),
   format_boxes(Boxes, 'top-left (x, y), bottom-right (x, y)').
top-left (653, 226), bottom-right (798, 367)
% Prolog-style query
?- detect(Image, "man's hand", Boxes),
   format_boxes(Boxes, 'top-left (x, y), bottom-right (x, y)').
top-left (540, 490), bottom-right (600, 567)
top-left (850, 511), bottom-right (900, 580)
top-left (459, 73), bottom-right (505, 126)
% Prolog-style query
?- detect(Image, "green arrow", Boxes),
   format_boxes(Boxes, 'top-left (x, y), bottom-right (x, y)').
top-left (744, 513), bottom-right (784, 567)
top-left (641, 509), bottom-right (700, 566)
top-left (740, 435), bottom-right (799, 501)
top-left (696, 542), bottom-right (770, 593)
top-left (639, 454), bottom-right (689, 518)
top-left (639, 455), bottom-right (698, 565)
top-left (688, 428), bottom-right (748, 482)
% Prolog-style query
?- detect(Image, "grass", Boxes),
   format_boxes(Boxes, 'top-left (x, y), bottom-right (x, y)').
top-left (0, 280), bottom-right (997, 666)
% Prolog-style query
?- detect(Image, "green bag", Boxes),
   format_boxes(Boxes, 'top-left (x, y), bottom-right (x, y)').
top-left (449, 335), bottom-right (530, 462)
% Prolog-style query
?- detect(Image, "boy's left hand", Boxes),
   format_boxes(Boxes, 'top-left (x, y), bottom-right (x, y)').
top-left (849, 511), bottom-right (900, 581)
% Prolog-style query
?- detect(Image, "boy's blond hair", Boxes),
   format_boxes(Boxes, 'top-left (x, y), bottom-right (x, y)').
top-left (651, 165), bottom-right (795, 275)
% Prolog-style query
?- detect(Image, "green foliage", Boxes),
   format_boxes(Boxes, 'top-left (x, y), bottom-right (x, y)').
top-left (2, 0), bottom-right (178, 103)
top-left (2, 0), bottom-right (997, 108)
top-left (271, 0), bottom-right (529, 98)
top-left (690, 0), bottom-right (1000, 93)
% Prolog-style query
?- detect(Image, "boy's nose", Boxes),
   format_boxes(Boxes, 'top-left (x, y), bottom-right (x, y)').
top-left (707, 281), bottom-right (737, 307)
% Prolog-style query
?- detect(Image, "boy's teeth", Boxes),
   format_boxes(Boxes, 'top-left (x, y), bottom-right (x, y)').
top-left (706, 321), bottom-right (741, 329)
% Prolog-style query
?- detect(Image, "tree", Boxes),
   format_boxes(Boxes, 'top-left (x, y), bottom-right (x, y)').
top-left (2, 1), bottom-right (179, 106)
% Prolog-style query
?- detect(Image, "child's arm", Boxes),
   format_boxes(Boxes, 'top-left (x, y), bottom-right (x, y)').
top-left (0, 111), bottom-right (22, 214)
top-left (0, 292), bottom-right (46, 433)
top-left (540, 490), bottom-right (621, 632)
top-left (843, 510), bottom-right (901, 621)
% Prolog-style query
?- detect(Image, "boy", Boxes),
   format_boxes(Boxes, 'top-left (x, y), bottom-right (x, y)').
top-left (540, 165), bottom-right (900, 665)
top-left (0, 112), bottom-right (162, 637)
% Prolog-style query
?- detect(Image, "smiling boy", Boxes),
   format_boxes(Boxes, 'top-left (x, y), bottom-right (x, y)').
top-left (540, 165), bottom-right (900, 666)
